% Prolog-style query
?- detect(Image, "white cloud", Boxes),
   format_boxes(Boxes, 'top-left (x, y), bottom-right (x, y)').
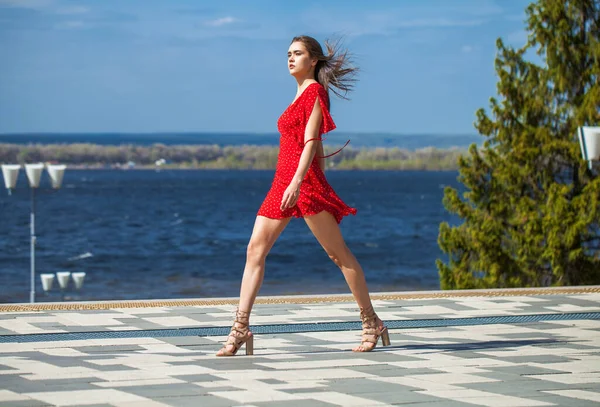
top-left (297, 7), bottom-right (489, 40)
top-left (205, 16), bottom-right (236, 27)
top-left (461, 45), bottom-right (474, 53)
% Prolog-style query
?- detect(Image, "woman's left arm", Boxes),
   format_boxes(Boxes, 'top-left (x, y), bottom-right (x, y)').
top-left (280, 98), bottom-right (323, 211)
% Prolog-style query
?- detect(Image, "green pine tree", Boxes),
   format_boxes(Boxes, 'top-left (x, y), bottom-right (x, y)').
top-left (437, 0), bottom-right (600, 289)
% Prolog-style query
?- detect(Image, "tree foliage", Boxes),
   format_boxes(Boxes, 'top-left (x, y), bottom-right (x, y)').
top-left (437, 0), bottom-right (600, 289)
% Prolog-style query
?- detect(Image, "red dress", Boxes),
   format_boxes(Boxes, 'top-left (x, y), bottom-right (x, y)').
top-left (257, 82), bottom-right (357, 224)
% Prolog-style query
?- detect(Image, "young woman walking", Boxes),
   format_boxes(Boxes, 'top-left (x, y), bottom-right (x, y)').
top-left (216, 35), bottom-right (389, 356)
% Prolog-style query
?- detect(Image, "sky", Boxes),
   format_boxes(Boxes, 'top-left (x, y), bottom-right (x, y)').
top-left (0, 0), bottom-right (534, 135)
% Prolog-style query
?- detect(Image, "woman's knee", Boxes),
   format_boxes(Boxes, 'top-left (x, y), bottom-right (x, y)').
top-left (246, 239), bottom-right (269, 264)
top-left (326, 246), bottom-right (350, 268)
top-left (328, 253), bottom-right (343, 268)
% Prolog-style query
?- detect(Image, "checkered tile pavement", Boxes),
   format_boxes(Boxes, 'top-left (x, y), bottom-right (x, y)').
top-left (0, 290), bottom-right (599, 406)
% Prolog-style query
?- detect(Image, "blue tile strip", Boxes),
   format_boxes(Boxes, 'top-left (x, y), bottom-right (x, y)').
top-left (1, 312), bottom-right (598, 343)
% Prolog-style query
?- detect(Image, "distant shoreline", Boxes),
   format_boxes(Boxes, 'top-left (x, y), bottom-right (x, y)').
top-left (59, 165), bottom-right (459, 172)
top-left (0, 142), bottom-right (467, 171)
top-left (0, 132), bottom-right (482, 151)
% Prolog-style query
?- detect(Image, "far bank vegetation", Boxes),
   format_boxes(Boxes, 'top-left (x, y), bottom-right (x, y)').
top-left (0, 143), bottom-right (466, 170)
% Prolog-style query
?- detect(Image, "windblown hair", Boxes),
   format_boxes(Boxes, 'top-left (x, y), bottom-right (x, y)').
top-left (291, 35), bottom-right (359, 102)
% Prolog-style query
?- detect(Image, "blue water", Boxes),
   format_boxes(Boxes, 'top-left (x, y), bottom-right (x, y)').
top-left (0, 170), bottom-right (460, 303)
top-left (0, 132), bottom-right (482, 150)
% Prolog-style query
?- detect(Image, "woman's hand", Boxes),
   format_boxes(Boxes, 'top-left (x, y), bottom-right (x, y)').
top-left (280, 182), bottom-right (301, 211)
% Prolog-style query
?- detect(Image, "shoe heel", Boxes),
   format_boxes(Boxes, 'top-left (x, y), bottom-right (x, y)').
top-left (245, 335), bottom-right (254, 356)
top-left (381, 327), bottom-right (391, 347)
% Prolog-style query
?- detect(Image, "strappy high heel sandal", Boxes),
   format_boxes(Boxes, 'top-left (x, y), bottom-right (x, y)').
top-left (353, 305), bottom-right (390, 352)
top-left (216, 309), bottom-right (254, 357)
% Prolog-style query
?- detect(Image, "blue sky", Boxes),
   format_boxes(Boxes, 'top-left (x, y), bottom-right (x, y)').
top-left (0, 0), bottom-right (533, 135)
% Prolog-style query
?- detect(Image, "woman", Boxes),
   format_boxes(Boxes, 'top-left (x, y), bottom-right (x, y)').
top-left (216, 35), bottom-right (390, 356)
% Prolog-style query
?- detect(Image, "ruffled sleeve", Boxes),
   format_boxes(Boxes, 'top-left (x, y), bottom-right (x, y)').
top-left (303, 83), bottom-right (336, 136)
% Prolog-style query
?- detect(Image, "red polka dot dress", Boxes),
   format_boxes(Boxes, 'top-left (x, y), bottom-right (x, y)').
top-left (257, 82), bottom-right (357, 224)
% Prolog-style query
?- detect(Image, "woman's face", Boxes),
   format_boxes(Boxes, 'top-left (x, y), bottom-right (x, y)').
top-left (287, 41), bottom-right (316, 77)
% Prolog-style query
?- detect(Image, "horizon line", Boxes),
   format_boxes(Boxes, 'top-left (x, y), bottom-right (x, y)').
top-left (0, 131), bottom-right (481, 137)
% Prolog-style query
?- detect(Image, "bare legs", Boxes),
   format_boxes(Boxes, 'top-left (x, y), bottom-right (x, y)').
top-left (217, 211), bottom-right (387, 356)
top-left (304, 211), bottom-right (387, 352)
top-left (216, 216), bottom-right (290, 356)
top-left (303, 211), bottom-right (372, 309)
top-left (238, 216), bottom-right (291, 312)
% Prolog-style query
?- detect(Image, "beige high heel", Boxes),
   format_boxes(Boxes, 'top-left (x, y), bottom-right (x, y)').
top-left (216, 309), bottom-right (254, 356)
top-left (353, 305), bottom-right (390, 352)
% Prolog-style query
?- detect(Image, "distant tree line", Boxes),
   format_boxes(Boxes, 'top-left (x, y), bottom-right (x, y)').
top-left (0, 143), bottom-right (466, 170)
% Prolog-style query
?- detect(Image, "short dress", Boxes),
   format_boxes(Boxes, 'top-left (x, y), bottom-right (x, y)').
top-left (257, 82), bottom-right (357, 224)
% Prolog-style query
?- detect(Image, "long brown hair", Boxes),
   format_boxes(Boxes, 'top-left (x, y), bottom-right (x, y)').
top-left (291, 35), bottom-right (359, 102)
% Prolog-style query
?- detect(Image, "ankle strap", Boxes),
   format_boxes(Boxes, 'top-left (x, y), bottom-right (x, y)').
top-left (235, 309), bottom-right (250, 324)
top-left (359, 305), bottom-right (376, 321)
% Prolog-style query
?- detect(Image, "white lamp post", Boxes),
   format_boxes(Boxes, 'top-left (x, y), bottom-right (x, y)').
top-left (56, 271), bottom-right (71, 301)
top-left (1, 163), bottom-right (67, 303)
top-left (578, 126), bottom-right (600, 170)
top-left (47, 164), bottom-right (67, 189)
top-left (25, 163), bottom-right (45, 303)
top-left (40, 271), bottom-right (86, 301)
top-left (40, 273), bottom-right (55, 292)
top-left (1, 164), bottom-right (21, 195)
top-left (72, 272), bottom-right (86, 290)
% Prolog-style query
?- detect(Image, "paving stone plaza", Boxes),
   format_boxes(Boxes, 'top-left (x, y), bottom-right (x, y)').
top-left (0, 287), bottom-right (599, 406)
